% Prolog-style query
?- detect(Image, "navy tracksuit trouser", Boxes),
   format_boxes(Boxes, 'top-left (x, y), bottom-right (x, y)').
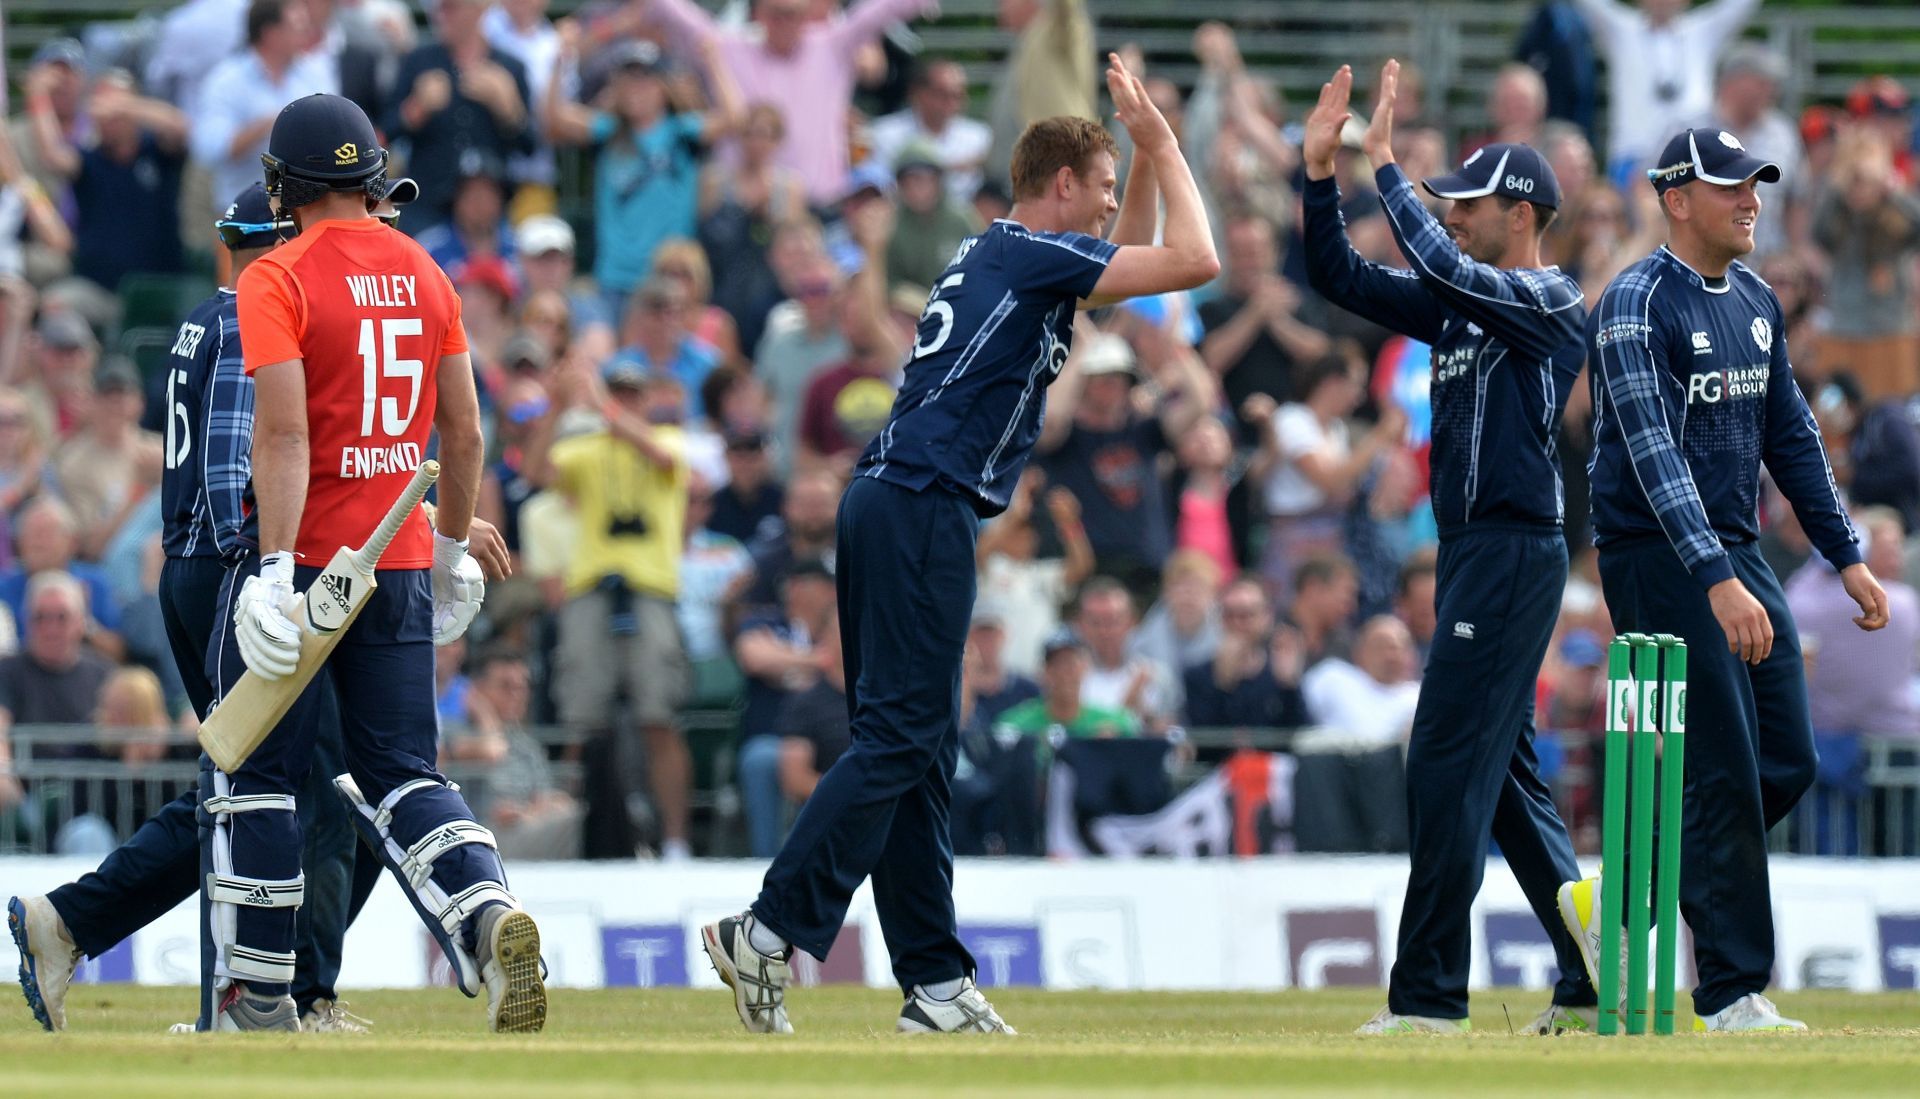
top-left (754, 477), bottom-right (979, 991)
top-left (47, 556), bottom-right (373, 1015)
top-left (1598, 537), bottom-right (1815, 1017)
top-left (1389, 527), bottom-right (1596, 1018)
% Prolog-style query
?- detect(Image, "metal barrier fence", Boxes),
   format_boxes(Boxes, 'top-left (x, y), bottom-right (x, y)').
top-left (7, 722), bottom-right (1918, 856)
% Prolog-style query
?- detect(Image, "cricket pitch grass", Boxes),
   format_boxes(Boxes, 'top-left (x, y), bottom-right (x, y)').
top-left (6, 986), bottom-right (1920, 1097)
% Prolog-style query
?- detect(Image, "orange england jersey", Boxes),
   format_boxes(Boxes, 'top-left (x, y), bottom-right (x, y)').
top-left (237, 218), bottom-right (466, 569)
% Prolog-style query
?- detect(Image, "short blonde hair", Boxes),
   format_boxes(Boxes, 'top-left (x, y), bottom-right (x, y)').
top-left (650, 238), bottom-right (713, 303)
top-left (96, 665), bottom-right (169, 729)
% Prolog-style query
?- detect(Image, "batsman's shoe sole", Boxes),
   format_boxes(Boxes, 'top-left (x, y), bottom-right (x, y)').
top-left (487, 910), bottom-right (547, 1034)
top-left (8, 896), bottom-right (52, 1031)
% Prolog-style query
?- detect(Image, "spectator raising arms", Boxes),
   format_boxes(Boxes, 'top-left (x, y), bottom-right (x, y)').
top-left (648, 0), bottom-right (938, 207)
top-left (545, 32), bottom-right (743, 312)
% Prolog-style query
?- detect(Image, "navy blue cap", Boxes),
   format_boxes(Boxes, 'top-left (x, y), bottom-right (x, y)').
top-left (1042, 627), bottom-right (1088, 660)
top-left (1647, 128), bottom-right (1781, 193)
top-left (215, 184), bottom-right (289, 250)
top-left (1420, 142), bottom-right (1561, 210)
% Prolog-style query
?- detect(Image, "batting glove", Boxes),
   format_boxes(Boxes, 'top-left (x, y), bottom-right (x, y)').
top-left (432, 531), bottom-right (486, 646)
top-left (234, 551), bottom-right (303, 679)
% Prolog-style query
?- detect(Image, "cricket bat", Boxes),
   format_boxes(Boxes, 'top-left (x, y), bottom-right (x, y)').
top-left (197, 460), bottom-right (441, 773)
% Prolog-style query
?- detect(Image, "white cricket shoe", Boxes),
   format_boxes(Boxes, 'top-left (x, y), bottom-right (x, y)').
top-left (1355, 1005), bottom-right (1472, 1035)
top-left (301, 997), bottom-right (373, 1033)
top-left (1527, 1003), bottom-right (1597, 1035)
top-left (701, 911), bottom-right (793, 1034)
top-left (9, 894), bottom-right (80, 1031)
top-left (480, 905), bottom-right (547, 1033)
top-left (897, 979), bottom-right (1016, 1034)
top-left (1694, 993), bottom-right (1807, 1033)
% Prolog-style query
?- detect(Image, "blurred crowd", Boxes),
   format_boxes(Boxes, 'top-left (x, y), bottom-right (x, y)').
top-left (0, 0), bottom-right (1917, 860)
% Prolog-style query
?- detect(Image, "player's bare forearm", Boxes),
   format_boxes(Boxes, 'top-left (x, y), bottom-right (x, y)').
top-left (1108, 144), bottom-right (1160, 248)
top-left (432, 353), bottom-right (486, 541)
top-left (251, 360), bottom-right (310, 555)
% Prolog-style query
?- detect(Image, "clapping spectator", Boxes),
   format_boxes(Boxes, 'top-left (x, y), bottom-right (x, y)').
top-left (976, 471), bottom-right (1094, 675)
top-left (388, 0), bottom-right (532, 225)
top-left (1040, 329), bottom-right (1217, 597)
top-left (698, 104), bottom-right (808, 354)
top-left (546, 32), bottom-right (742, 313)
top-left (986, 0), bottom-right (1096, 186)
top-left (797, 196), bottom-right (904, 477)
top-left (482, 0), bottom-right (564, 209)
top-left (12, 43), bottom-right (88, 274)
top-left (1074, 577), bottom-right (1182, 734)
top-left (1812, 129), bottom-right (1920, 401)
top-left (869, 61), bottom-right (993, 204)
top-left (1245, 353), bottom-right (1405, 606)
top-left (190, 0), bottom-right (337, 218)
top-left (1182, 578), bottom-right (1309, 729)
top-left (733, 558), bottom-right (836, 857)
top-left (1199, 214), bottom-right (1331, 416)
top-left (649, 0), bottom-right (938, 207)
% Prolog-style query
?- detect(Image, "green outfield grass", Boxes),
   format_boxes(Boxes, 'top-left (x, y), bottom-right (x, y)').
top-left (5, 986), bottom-right (1920, 1097)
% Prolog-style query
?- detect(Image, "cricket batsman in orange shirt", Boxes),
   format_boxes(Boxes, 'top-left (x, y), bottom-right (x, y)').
top-left (209, 93), bottom-right (544, 1032)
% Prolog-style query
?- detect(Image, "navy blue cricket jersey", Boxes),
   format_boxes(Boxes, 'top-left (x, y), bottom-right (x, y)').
top-left (857, 220), bottom-right (1117, 516)
top-left (1587, 247), bottom-right (1860, 588)
top-left (1303, 167), bottom-right (1586, 537)
top-left (159, 288), bottom-right (257, 560)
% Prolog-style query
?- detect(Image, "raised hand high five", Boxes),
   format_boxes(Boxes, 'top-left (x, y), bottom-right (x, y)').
top-left (1302, 65), bottom-right (1354, 181)
top-left (1361, 59), bottom-right (1400, 169)
top-left (1107, 52), bottom-right (1175, 156)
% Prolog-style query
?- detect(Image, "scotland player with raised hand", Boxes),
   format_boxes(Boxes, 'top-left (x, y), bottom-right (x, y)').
top-left (1299, 62), bottom-right (1598, 1036)
top-left (1571, 126), bottom-right (1889, 1033)
top-left (702, 53), bottom-right (1218, 1035)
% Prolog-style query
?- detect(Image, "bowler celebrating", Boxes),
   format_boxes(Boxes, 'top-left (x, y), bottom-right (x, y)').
top-left (702, 56), bottom-right (1218, 1034)
top-left (1576, 127), bottom-right (1889, 1032)
top-left (1300, 62), bottom-right (1596, 1035)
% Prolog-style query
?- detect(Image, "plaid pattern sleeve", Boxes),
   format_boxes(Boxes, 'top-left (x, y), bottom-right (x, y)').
top-left (202, 307), bottom-right (256, 560)
top-left (1300, 175), bottom-right (1448, 344)
top-left (1591, 269), bottom-right (1734, 587)
top-left (1374, 165), bottom-right (1585, 360)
